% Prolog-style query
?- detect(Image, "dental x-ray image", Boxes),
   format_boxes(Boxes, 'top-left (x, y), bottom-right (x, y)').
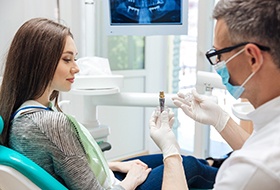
top-left (110, 0), bottom-right (182, 24)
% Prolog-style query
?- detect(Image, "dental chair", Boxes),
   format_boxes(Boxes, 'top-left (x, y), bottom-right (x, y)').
top-left (0, 116), bottom-right (68, 190)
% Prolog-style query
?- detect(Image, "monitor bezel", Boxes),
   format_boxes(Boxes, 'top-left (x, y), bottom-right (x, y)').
top-left (103, 0), bottom-right (188, 36)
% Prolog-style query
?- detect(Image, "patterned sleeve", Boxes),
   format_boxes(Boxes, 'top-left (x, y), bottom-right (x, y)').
top-left (9, 111), bottom-right (124, 190)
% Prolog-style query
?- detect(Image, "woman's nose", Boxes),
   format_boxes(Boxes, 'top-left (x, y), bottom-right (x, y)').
top-left (71, 65), bottom-right (80, 74)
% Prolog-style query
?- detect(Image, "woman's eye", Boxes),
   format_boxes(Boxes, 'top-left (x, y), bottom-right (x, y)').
top-left (63, 58), bottom-right (71, 63)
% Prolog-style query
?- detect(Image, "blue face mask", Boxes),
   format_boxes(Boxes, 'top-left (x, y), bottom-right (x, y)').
top-left (214, 49), bottom-right (255, 99)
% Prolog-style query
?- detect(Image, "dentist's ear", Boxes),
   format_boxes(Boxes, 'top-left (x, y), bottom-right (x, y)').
top-left (245, 43), bottom-right (264, 72)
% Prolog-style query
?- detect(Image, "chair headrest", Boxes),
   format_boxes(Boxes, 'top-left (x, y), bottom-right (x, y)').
top-left (0, 117), bottom-right (4, 135)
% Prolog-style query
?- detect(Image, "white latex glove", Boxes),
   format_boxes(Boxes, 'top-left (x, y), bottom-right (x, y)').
top-left (172, 89), bottom-right (230, 132)
top-left (149, 109), bottom-right (181, 161)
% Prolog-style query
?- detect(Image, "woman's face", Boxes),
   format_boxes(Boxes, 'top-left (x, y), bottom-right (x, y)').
top-left (51, 35), bottom-right (79, 92)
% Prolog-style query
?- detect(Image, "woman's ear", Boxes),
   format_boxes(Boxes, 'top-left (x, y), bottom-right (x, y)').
top-left (244, 44), bottom-right (264, 72)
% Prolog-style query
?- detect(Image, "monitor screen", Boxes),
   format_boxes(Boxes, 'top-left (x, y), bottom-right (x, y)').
top-left (103, 0), bottom-right (188, 36)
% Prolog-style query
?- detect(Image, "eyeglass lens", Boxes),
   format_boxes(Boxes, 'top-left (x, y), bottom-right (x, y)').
top-left (207, 50), bottom-right (220, 65)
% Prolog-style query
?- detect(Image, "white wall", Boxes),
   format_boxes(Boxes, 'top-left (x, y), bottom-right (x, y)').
top-left (0, 0), bottom-right (58, 73)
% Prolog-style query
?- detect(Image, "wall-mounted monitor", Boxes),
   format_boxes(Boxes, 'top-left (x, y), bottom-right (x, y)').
top-left (103, 0), bottom-right (188, 36)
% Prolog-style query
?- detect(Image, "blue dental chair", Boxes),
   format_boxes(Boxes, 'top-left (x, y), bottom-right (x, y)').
top-left (0, 116), bottom-right (68, 190)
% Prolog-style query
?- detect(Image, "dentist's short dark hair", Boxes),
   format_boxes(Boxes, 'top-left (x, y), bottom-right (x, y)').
top-left (213, 0), bottom-right (280, 68)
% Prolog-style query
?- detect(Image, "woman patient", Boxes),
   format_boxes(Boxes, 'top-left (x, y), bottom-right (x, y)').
top-left (0, 18), bottom-right (219, 190)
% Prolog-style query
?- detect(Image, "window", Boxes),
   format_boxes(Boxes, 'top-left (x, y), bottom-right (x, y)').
top-left (175, 0), bottom-right (198, 154)
top-left (176, 0), bottom-right (234, 157)
top-left (107, 36), bottom-right (145, 70)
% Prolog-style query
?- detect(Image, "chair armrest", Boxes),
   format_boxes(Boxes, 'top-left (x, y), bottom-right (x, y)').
top-left (0, 146), bottom-right (68, 190)
top-left (98, 141), bottom-right (112, 152)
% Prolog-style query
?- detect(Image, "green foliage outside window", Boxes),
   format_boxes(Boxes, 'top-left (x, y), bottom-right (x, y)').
top-left (108, 36), bottom-right (145, 70)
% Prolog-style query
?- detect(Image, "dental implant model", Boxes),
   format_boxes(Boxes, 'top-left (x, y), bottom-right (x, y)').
top-left (159, 91), bottom-right (165, 113)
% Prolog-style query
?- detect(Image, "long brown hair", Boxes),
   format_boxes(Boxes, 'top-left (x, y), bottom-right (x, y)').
top-left (0, 18), bottom-right (73, 146)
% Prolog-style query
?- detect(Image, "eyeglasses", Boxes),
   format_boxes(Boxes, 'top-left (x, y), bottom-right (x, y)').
top-left (205, 42), bottom-right (270, 65)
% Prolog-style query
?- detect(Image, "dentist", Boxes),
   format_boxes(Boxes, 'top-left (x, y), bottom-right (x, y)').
top-left (151, 0), bottom-right (280, 189)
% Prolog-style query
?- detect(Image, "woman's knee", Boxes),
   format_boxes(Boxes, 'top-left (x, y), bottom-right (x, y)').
top-left (182, 155), bottom-right (201, 166)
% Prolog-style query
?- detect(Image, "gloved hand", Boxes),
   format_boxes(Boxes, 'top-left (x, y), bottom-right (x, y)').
top-left (172, 89), bottom-right (230, 132)
top-left (149, 109), bottom-right (181, 161)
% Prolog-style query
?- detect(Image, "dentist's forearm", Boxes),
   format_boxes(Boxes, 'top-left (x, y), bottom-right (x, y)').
top-left (220, 118), bottom-right (251, 150)
top-left (162, 155), bottom-right (188, 190)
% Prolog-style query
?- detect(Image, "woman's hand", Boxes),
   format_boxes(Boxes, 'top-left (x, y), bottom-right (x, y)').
top-left (119, 162), bottom-right (151, 190)
top-left (109, 159), bottom-right (148, 173)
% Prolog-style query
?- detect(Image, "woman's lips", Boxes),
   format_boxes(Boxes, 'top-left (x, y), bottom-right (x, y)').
top-left (67, 78), bottom-right (75, 83)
